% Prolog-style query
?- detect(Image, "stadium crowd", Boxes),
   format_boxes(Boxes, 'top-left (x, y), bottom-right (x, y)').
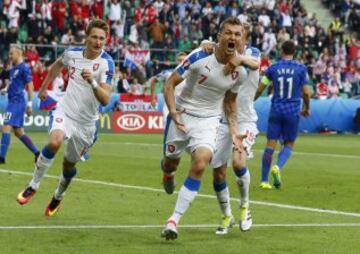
top-left (0, 0), bottom-right (359, 100)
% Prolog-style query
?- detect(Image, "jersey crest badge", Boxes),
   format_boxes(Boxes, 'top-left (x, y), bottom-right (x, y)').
top-left (231, 71), bottom-right (239, 80)
top-left (93, 64), bottom-right (100, 71)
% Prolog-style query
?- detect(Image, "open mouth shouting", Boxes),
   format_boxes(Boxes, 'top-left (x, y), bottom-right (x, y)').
top-left (226, 41), bottom-right (236, 53)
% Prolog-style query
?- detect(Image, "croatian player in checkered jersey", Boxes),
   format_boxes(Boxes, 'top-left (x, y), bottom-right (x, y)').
top-left (161, 17), bottom-right (248, 240)
top-left (201, 22), bottom-right (261, 234)
top-left (16, 19), bottom-right (115, 216)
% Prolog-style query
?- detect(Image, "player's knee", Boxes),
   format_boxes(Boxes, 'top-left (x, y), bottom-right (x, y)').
top-left (62, 158), bottom-right (76, 171)
top-left (191, 157), bottom-right (209, 173)
top-left (13, 128), bottom-right (24, 138)
top-left (232, 158), bottom-right (246, 169)
top-left (47, 139), bottom-right (62, 151)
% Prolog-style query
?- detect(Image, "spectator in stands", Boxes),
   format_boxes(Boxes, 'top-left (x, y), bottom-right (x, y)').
top-left (61, 29), bottom-right (74, 45)
top-left (328, 79), bottom-right (340, 98)
top-left (7, 0), bottom-right (25, 29)
top-left (258, 8), bottom-right (271, 27)
top-left (227, 1), bottom-right (240, 17)
top-left (32, 62), bottom-right (48, 91)
top-left (91, 0), bottom-right (104, 19)
top-left (129, 78), bottom-right (142, 95)
top-left (24, 46), bottom-right (40, 68)
top-left (109, 0), bottom-right (122, 25)
top-left (147, 17), bottom-right (166, 60)
top-left (202, 2), bottom-right (213, 16)
top-left (51, 0), bottom-right (67, 34)
top-left (260, 53), bottom-right (271, 74)
top-left (316, 79), bottom-right (329, 99)
top-left (328, 16), bottom-right (344, 43)
top-left (277, 27), bottom-right (290, 50)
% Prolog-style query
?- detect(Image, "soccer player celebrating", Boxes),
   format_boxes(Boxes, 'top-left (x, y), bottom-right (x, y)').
top-left (0, 46), bottom-right (40, 164)
top-left (209, 22), bottom-right (261, 234)
top-left (160, 17), bottom-right (247, 240)
top-left (255, 40), bottom-right (311, 189)
top-left (16, 19), bottom-right (115, 216)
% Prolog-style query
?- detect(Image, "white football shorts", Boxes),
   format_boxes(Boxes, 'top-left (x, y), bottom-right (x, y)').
top-left (164, 112), bottom-right (220, 158)
top-left (49, 106), bottom-right (97, 163)
top-left (211, 121), bottom-right (258, 169)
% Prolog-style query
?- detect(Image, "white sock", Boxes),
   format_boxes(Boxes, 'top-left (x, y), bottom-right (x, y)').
top-left (169, 185), bottom-right (198, 225)
top-left (54, 169), bottom-right (77, 200)
top-left (235, 169), bottom-right (250, 207)
top-left (29, 153), bottom-right (54, 190)
top-left (215, 186), bottom-right (232, 217)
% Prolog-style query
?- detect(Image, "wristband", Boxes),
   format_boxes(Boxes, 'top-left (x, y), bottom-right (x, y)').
top-left (27, 101), bottom-right (32, 107)
top-left (91, 79), bottom-right (98, 89)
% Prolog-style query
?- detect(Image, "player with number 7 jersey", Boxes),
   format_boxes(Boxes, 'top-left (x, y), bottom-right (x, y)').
top-left (254, 40), bottom-right (312, 189)
top-left (160, 17), bottom-right (248, 240)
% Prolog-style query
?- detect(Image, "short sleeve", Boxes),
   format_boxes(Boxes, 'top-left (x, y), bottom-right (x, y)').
top-left (61, 49), bottom-right (71, 67)
top-left (23, 65), bottom-right (32, 83)
top-left (302, 66), bottom-right (309, 86)
top-left (245, 47), bottom-right (261, 60)
top-left (175, 48), bottom-right (208, 79)
top-left (100, 55), bottom-right (115, 85)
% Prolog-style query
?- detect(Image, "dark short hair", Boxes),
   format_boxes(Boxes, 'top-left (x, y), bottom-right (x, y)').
top-left (282, 40), bottom-right (296, 55)
top-left (219, 17), bottom-right (242, 33)
top-left (85, 19), bottom-right (109, 36)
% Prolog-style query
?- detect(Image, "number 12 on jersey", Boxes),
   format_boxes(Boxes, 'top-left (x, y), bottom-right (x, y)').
top-left (278, 77), bottom-right (293, 99)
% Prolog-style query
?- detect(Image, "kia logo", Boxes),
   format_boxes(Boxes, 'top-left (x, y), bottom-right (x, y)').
top-left (117, 114), bottom-right (145, 131)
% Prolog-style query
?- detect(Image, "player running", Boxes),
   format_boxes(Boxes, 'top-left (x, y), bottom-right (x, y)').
top-left (16, 19), bottom-right (115, 216)
top-left (255, 40), bottom-right (311, 189)
top-left (0, 46), bottom-right (39, 164)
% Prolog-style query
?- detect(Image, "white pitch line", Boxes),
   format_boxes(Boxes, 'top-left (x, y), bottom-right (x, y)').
top-left (2, 168), bottom-right (360, 218)
top-left (112, 142), bottom-right (360, 160)
top-left (8, 140), bottom-right (360, 159)
top-left (1, 223), bottom-right (360, 230)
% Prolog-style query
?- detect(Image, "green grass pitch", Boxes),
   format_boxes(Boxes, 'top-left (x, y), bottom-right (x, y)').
top-left (0, 133), bottom-right (359, 254)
